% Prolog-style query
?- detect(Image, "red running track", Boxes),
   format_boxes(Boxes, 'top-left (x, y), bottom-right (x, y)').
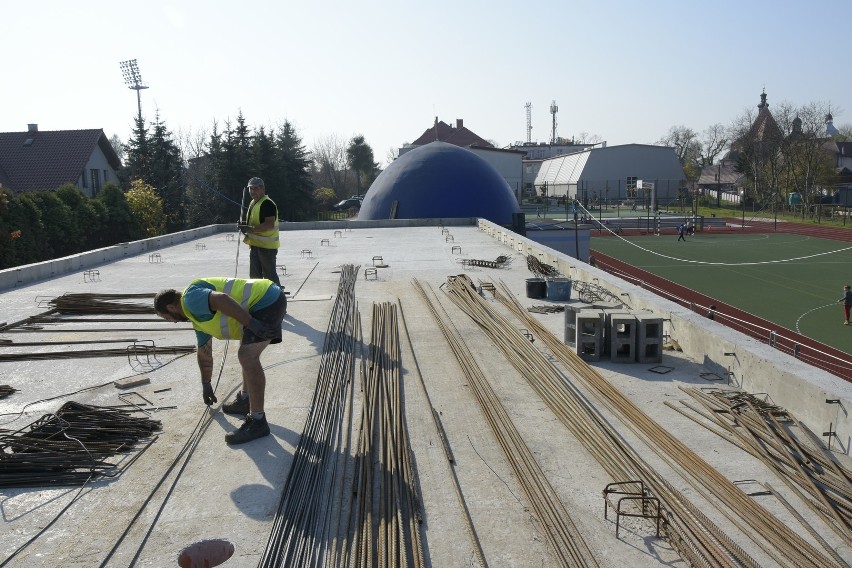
top-left (591, 251), bottom-right (852, 383)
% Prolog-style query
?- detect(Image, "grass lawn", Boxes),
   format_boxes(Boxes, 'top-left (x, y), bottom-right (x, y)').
top-left (590, 232), bottom-right (852, 354)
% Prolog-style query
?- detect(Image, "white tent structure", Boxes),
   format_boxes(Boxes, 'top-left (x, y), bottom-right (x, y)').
top-left (533, 144), bottom-right (686, 206)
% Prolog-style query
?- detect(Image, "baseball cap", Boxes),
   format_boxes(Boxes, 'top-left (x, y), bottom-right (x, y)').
top-left (247, 177), bottom-right (264, 188)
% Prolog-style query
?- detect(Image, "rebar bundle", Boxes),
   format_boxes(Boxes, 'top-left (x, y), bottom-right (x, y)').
top-left (0, 401), bottom-right (161, 488)
top-left (572, 280), bottom-right (631, 308)
top-left (525, 254), bottom-right (560, 277)
top-left (47, 293), bottom-right (156, 314)
top-left (461, 255), bottom-right (511, 269)
top-left (673, 388), bottom-right (852, 552)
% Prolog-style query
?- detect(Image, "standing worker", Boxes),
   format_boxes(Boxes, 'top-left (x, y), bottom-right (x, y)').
top-left (154, 277), bottom-right (287, 444)
top-left (240, 177), bottom-right (281, 285)
top-left (842, 284), bottom-right (852, 325)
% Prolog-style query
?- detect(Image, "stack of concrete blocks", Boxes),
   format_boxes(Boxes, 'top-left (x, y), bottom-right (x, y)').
top-left (575, 309), bottom-right (604, 361)
top-left (608, 312), bottom-right (637, 363)
top-left (635, 313), bottom-right (664, 363)
top-left (562, 300), bottom-right (588, 346)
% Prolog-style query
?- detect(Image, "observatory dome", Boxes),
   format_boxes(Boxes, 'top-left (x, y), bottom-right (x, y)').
top-left (357, 142), bottom-right (520, 225)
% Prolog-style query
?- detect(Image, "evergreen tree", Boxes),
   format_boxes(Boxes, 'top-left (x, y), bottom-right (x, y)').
top-left (149, 111), bottom-right (185, 231)
top-left (26, 190), bottom-right (76, 258)
top-left (96, 183), bottom-right (137, 243)
top-left (123, 114), bottom-right (151, 182)
top-left (56, 184), bottom-right (102, 250)
top-left (275, 121), bottom-right (314, 221)
top-left (346, 135), bottom-right (378, 194)
top-left (1, 192), bottom-right (49, 267)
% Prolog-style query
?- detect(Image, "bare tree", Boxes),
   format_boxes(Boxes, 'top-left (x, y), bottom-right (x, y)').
top-left (109, 134), bottom-right (125, 162)
top-left (576, 132), bottom-right (603, 144)
top-left (312, 134), bottom-right (350, 195)
top-left (657, 125), bottom-right (701, 178)
top-left (176, 126), bottom-right (209, 161)
top-left (698, 124), bottom-right (728, 166)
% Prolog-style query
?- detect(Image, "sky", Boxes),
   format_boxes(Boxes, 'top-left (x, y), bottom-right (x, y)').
top-left (2, 0), bottom-right (848, 167)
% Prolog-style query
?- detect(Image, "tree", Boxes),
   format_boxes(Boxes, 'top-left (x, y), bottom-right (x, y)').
top-left (56, 184), bottom-right (102, 251)
top-left (657, 126), bottom-right (701, 178)
top-left (109, 134), bottom-right (125, 162)
top-left (698, 124), bottom-right (729, 167)
top-left (96, 183), bottom-right (137, 243)
top-left (274, 121), bottom-right (315, 221)
top-left (148, 111), bottom-right (185, 231)
top-left (0, 191), bottom-right (48, 268)
top-left (126, 179), bottom-right (166, 237)
top-left (346, 135), bottom-right (377, 194)
top-left (312, 134), bottom-right (350, 195)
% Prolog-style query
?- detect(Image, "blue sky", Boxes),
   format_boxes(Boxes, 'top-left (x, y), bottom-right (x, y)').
top-left (2, 0), bottom-right (847, 165)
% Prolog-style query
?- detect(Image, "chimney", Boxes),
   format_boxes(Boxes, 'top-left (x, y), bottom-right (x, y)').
top-left (27, 123), bottom-right (38, 133)
top-left (456, 119), bottom-right (464, 129)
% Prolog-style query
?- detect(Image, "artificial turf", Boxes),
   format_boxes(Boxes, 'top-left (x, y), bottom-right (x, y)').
top-left (590, 232), bottom-right (852, 353)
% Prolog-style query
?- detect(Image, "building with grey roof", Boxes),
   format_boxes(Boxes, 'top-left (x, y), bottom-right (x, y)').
top-left (0, 125), bottom-right (121, 197)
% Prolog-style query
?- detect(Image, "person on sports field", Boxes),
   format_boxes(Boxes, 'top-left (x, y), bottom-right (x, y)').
top-left (841, 284), bottom-right (852, 325)
top-left (154, 277), bottom-right (287, 444)
top-left (239, 177), bottom-right (281, 286)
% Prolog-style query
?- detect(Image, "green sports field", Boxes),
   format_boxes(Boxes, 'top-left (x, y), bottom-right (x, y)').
top-left (590, 232), bottom-right (852, 354)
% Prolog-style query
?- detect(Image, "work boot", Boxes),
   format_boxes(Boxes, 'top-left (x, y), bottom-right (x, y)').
top-left (222, 391), bottom-right (250, 416)
top-left (225, 415), bottom-right (270, 445)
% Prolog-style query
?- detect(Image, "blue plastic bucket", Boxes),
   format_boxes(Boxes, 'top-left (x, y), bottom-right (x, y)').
top-left (546, 278), bottom-right (572, 301)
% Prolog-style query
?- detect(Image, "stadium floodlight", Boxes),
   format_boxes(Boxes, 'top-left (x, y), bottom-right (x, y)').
top-left (119, 59), bottom-right (149, 121)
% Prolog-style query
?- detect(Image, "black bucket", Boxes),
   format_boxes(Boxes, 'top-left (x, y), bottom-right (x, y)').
top-left (525, 278), bottom-right (547, 299)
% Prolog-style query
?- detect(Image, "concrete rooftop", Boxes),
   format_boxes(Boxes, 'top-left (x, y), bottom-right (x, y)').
top-left (1, 219), bottom-right (850, 567)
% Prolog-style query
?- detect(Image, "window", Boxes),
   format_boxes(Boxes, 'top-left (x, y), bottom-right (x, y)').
top-left (91, 169), bottom-right (101, 195)
top-left (626, 176), bottom-right (637, 198)
top-left (103, 170), bottom-right (108, 184)
top-left (81, 170), bottom-right (88, 188)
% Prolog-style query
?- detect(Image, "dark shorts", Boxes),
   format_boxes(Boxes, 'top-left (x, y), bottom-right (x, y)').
top-left (243, 289), bottom-right (287, 345)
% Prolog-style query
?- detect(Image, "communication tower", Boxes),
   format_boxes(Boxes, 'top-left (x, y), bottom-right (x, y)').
top-left (525, 102), bottom-right (532, 143)
top-left (550, 100), bottom-right (558, 144)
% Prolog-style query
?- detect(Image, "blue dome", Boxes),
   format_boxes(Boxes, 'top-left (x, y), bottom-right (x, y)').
top-left (358, 142), bottom-right (520, 224)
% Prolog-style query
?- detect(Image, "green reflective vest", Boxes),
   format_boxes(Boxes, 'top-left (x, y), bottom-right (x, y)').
top-left (244, 195), bottom-right (280, 249)
top-left (181, 277), bottom-right (274, 340)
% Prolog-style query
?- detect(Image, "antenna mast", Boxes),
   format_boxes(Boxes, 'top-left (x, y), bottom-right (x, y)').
top-left (550, 100), bottom-right (558, 144)
top-left (525, 102), bottom-right (532, 143)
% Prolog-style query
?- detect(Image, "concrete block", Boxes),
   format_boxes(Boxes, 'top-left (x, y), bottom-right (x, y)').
top-left (576, 310), bottom-right (604, 362)
top-left (609, 313), bottom-right (637, 363)
top-left (636, 313), bottom-right (664, 363)
top-left (562, 300), bottom-right (590, 345)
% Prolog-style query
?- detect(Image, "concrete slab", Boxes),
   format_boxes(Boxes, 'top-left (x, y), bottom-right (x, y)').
top-left (0, 220), bottom-right (850, 567)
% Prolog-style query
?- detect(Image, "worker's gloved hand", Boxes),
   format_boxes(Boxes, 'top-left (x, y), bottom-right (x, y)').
top-left (237, 224), bottom-right (252, 234)
top-left (247, 317), bottom-right (278, 340)
top-left (202, 382), bottom-right (217, 405)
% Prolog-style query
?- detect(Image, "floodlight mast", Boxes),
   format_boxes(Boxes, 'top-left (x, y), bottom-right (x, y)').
top-left (119, 59), bottom-right (149, 123)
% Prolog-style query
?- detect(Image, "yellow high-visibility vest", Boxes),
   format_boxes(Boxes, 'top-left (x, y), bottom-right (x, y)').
top-left (181, 277), bottom-right (274, 340)
top-left (244, 195), bottom-right (280, 249)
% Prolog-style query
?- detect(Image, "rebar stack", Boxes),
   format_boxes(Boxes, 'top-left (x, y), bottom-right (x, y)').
top-left (48, 293), bottom-right (156, 314)
top-left (259, 265), bottom-right (361, 568)
top-left (348, 302), bottom-right (424, 568)
top-left (486, 278), bottom-right (844, 567)
top-left (414, 277), bottom-right (600, 567)
top-left (0, 401), bottom-right (161, 487)
top-left (673, 388), bottom-right (852, 551)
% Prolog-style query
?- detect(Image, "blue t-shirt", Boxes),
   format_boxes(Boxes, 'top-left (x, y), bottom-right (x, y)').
top-left (184, 281), bottom-right (280, 346)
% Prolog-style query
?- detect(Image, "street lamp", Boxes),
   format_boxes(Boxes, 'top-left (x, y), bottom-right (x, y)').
top-left (119, 59), bottom-right (149, 122)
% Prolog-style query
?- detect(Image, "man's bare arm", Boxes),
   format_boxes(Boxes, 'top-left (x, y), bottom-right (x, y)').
top-left (197, 338), bottom-right (214, 383)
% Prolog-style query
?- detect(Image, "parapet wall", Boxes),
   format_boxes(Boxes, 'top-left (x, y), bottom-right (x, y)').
top-left (477, 218), bottom-right (852, 455)
top-left (0, 218), bottom-right (478, 291)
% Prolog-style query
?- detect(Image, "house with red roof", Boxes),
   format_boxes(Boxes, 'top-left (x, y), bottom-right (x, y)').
top-left (0, 124), bottom-right (122, 197)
